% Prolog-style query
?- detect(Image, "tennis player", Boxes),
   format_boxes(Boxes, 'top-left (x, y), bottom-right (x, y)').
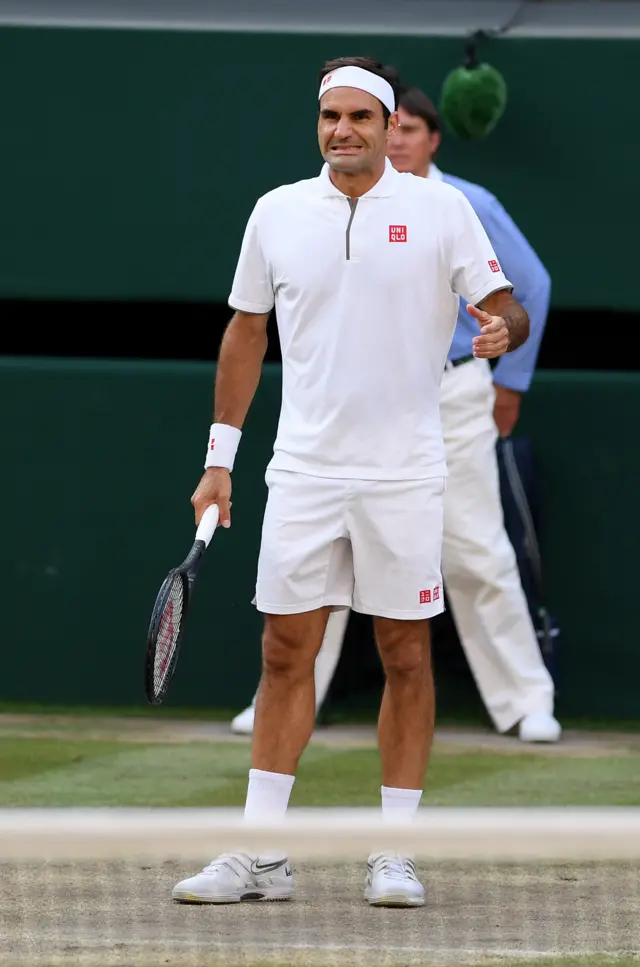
top-left (233, 86), bottom-right (559, 744)
top-left (173, 56), bottom-right (529, 908)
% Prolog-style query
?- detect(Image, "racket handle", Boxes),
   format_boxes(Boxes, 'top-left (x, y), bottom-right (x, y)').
top-left (195, 504), bottom-right (220, 547)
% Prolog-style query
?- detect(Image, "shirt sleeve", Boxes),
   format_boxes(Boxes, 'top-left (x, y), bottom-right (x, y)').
top-left (482, 196), bottom-right (551, 393)
top-left (228, 199), bottom-right (275, 314)
top-left (448, 189), bottom-right (513, 306)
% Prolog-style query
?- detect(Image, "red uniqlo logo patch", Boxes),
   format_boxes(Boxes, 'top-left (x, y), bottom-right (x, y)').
top-left (488, 259), bottom-right (501, 273)
top-left (389, 225), bottom-right (407, 243)
top-left (420, 586), bottom-right (441, 605)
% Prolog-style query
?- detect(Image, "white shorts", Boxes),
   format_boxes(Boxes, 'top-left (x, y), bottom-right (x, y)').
top-left (254, 470), bottom-right (446, 620)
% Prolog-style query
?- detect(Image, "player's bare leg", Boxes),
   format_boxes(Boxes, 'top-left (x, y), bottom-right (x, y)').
top-left (252, 607), bottom-right (333, 775)
top-left (364, 617), bottom-right (433, 907)
top-left (230, 607), bottom-right (349, 735)
top-left (172, 607), bottom-right (331, 904)
top-left (375, 616), bottom-right (434, 789)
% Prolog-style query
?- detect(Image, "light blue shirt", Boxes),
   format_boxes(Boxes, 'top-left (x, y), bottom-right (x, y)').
top-left (430, 165), bottom-right (551, 393)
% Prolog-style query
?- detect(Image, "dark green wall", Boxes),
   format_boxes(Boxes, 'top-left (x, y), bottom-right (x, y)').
top-left (518, 372), bottom-right (640, 720)
top-left (0, 357), bottom-right (277, 710)
top-left (0, 26), bottom-right (637, 308)
top-left (0, 358), bottom-right (638, 717)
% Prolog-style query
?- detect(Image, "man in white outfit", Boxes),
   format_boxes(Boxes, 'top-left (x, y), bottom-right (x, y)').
top-left (231, 85), bottom-right (560, 744)
top-left (176, 57), bottom-right (529, 908)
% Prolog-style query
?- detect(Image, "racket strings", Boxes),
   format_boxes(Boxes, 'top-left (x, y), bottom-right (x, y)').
top-left (153, 577), bottom-right (184, 695)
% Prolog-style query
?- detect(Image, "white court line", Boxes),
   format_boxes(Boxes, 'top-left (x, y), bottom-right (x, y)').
top-left (6, 937), bottom-right (632, 960)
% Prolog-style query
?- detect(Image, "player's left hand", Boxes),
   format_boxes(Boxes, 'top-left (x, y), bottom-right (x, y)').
top-left (467, 304), bottom-right (509, 358)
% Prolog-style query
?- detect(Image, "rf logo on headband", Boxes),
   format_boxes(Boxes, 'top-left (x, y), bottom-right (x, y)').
top-left (322, 74), bottom-right (333, 86)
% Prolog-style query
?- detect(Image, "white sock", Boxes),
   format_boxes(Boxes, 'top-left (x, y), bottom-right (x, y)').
top-left (244, 768), bottom-right (295, 824)
top-left (381, 785), bottom-right (422, 824)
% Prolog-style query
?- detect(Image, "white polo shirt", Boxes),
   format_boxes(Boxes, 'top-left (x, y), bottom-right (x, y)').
top-left (229, 159), bottom-right (511, 480)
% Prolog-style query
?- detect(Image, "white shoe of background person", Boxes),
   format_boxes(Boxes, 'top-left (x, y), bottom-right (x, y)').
top-left (364, 853), bottom-right (425, 907)
top-left (518, 711), bottom-right (562, 743)
top-left (230, 705), bottom-right (256, 735)
top-left (172, 851), bottom-right (293, 903)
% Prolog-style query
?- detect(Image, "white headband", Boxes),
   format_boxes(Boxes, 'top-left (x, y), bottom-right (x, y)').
top-left (318, 65), bottom-right (396, 115)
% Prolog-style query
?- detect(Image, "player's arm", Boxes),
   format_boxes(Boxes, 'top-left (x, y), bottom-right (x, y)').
top-left (481, 197), bottom-right (551, 388)
top-left (473, 288), bottom-right (529, 356)
top-left (466, 194), bottom-right (549, 434)
top-left (474, 194), bottom-right (550, 380)
top-left (191, 200), bottom-right (275, 527)
top-left (448, 190), bottom-right (529, 359)
top-left (213, 310), bottom-right (270, 430)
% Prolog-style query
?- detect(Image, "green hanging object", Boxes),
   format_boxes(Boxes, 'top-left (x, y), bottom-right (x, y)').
top-left (440, 36), bottom-right (508, 140)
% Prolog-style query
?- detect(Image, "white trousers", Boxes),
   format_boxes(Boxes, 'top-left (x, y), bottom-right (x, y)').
top-left (249, 358), bottom-right (554, 732)
top-left (438, 358), bottom-right (554, 731)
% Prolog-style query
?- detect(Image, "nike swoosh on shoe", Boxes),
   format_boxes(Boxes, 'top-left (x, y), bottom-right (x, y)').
top-left (250, 859), bottom-right (289, 875)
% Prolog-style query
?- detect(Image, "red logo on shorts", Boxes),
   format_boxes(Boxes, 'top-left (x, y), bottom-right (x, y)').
top-left (420, 586), bottom-right (440, 605)
top-left (389, 225), bottom-right (407, 243)
top-left (488, 259), bottom-right (501, 273)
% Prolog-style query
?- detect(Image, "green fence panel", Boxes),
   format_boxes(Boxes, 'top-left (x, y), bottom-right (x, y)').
top-left (518, 371), bottom-right (640, 718)
top-left (1, 359), bottom-right (638, 717)
top-left (0, 357), bottom-right (278, 708)
top-left (0, 26), bottom-right (638, 308)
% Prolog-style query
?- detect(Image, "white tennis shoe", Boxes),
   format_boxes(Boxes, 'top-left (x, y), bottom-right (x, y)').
top-left (364, 852), bottom-right (425, 907)
top-left (519, 711), bottom-right (562, 743)
top-left (230, 705), bottom-right (255, 735)
top-left (172, 851), bottom-right (293, 903)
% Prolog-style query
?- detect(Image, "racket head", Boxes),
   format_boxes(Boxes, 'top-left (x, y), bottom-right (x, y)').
top-left (144, 568), bottom-right (189, 705)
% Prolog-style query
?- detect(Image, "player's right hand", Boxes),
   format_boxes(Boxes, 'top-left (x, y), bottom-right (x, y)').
top-left (191, 468), bottom-right (232, 528)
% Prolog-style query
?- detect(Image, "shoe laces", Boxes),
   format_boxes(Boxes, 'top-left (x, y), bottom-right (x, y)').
top-left (376, 854), bottom-right (416, 881)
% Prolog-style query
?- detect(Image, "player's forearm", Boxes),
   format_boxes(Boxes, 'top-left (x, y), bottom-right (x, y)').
top-left (214, 311), bottom-right (269, 429)
top-left (481, 293), bottom-right (529, 353)
top-left (503, 300), bottom-right (530, 353)
top-left (478, 290), bottom-right (530, 354)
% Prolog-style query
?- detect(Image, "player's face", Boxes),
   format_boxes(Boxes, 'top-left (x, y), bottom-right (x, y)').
top-left (387, 106), bottom-right (441, 175)
top-left (318, 88), bottom-right (397, 173)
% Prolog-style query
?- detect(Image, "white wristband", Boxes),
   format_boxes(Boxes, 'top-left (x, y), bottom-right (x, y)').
top-left (204, 423), bottom-right (242, 471)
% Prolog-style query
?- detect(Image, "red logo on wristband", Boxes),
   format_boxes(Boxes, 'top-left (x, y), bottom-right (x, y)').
top-left (210, 439), bottom-right (215, 450)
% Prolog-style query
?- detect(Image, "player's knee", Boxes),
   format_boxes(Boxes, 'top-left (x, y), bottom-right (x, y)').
top-left (381, 644), bottom-right (424, 678)
top-left (376, 621), bottom-right (430, 678)
top-left (261, 622), bottom-right (313, 681)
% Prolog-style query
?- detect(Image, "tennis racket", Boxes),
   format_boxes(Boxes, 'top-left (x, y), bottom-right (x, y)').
top-left (144, 503), bottom-right (220, 705)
